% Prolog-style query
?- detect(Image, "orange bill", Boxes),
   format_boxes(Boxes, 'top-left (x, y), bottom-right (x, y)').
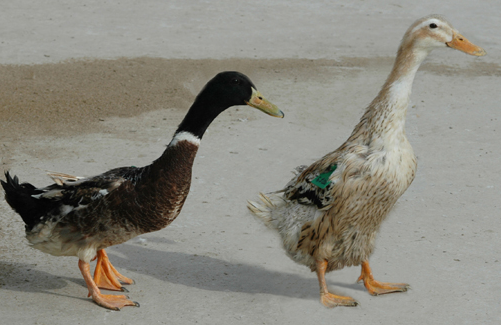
top-left (446, 32), bottom-right (486, 56)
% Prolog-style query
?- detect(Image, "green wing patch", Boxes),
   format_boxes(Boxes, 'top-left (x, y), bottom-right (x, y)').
top-left (311, 165), bottom-right (337, 189)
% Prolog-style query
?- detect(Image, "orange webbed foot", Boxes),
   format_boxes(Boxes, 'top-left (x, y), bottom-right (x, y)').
top-left (320, 292), bottom-right (359, 308)
top-left (90, 292), bottom-right (139, 311)
top-left (79, 259), bottom-right (139, 310)
top-left (315, 259), bottom-right (359, 308)
top-left (93, 249), bottom-right (134, 293)
top-left (358, 260), bottom-right (409, 296)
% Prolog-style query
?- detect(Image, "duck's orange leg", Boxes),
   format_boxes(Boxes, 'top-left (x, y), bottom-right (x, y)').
top-left (357, 260), bottom-right (409, 295)
top-left (315, 259), bottom-right (358, 308)
top-left (79, 259), bottom-right (139, 310)
top-left (93, 249), bottom-right (134, 293)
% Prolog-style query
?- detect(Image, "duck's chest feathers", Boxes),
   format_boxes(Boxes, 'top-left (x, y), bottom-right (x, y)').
top-left (127, 140), bottom-right (199, 233)
top-left (359, 99), bottom-right (417, 196)
top-left (336, 122), bottom-right (417, 231)
top-left (366, 133), bottom-right (416, 194)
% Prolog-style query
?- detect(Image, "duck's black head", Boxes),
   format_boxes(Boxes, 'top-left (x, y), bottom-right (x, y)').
top-left (175, 71), bottom-right (283, 139)
top-left (198, 71), bottom-right (256, 109)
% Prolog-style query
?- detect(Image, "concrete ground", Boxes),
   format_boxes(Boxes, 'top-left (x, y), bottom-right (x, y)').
top-left (0, 1), bottom-right (500, 324)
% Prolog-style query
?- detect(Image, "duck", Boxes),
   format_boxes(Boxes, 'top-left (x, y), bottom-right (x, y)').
top-left (248, 15), bottom-right (485, 308)
top-left (2, 71), bottom-right (284, 310)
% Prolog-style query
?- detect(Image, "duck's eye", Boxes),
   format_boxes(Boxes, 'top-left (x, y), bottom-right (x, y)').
top-left (429, 23), bottom-right (437, 29)
top-left (230, 78), bottom-right (240, 85)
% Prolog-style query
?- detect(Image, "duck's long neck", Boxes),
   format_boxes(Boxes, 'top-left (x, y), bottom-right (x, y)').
top-left (151, 97), bottom-right (227, 170)
top-left (149, 98), bottom-right (226, 176)
top-left (175, 98), bottom-right (226, 139)
top-left (364, 43), bottom-right (430, 136)
top-left (151, 98), bottom-right (226, 173)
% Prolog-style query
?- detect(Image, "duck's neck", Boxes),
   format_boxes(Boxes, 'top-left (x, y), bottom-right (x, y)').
top-left (151, 97), bottom-right (227, 170)
top-left (150, 99), bottom-right (225, 172)
top-left (364, 43), bottom-right (430, 137)
top-left (149, 98), bottom-right (225, 178)
top-left (175, 99), bottom-right (226, 139)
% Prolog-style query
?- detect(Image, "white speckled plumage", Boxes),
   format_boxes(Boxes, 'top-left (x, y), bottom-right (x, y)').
top-left (248, 15), bottom-right (486, 307)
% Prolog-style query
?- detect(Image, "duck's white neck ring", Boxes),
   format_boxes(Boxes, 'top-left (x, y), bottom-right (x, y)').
top-left (168, 131), bottom-right (201, 147)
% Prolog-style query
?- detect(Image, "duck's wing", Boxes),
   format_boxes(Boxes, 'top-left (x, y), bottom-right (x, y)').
top-left (277, 159), bottom-right (340, 255)
top-left (283, 145), bottom-right (372, 254)
top-left (283, 154), bottom-right (341, 210)
top-left (278, 158), bottom-right (341, 255)
top-left (2, 166), bottom-right (146, 231)
top-left (45, 172), bottom-right (84, 186)
top-left (283, 138), bottom-right (370, 210)
top-left (37, 166), bottom-right (146, 204)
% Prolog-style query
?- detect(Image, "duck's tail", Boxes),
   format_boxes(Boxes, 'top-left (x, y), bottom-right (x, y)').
top-left (247, 193), bottom-right (285, 230)
top-left (248, 192), bottom-right (321, 268)
top-left (1, 171), bottom-right (52, 230)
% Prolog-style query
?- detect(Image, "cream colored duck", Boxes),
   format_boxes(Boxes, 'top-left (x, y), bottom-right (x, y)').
top-left (248, 15), bottom-right (485, 307)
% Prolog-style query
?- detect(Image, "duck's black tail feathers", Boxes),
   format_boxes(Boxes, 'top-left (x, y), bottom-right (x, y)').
top-left (1, 171), bottom-right (54, 231)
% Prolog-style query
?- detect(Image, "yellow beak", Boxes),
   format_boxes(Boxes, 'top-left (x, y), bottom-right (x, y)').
top-left (246, 88), bottom-right (284, 118)
top-left (446, 32), bottom-right (486, 56)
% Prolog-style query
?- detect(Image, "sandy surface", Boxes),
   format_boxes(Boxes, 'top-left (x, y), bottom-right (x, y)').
top-left (1, 1), bottom-right (500, 324)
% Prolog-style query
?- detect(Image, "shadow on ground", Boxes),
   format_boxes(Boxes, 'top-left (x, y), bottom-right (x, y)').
top-left (0, 238), bottom-right (364, 302)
